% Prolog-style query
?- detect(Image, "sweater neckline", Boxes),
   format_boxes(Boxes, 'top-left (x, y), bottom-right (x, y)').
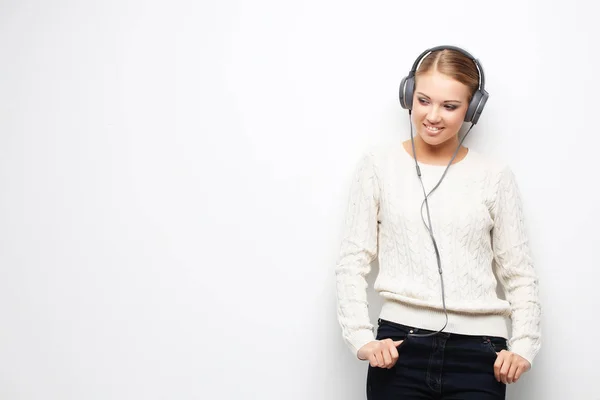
top-left (400, 144), bottom-right (472, 168)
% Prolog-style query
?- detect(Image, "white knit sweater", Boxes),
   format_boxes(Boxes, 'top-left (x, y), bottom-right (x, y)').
top-left (335, 143), bottom-right (542, 365)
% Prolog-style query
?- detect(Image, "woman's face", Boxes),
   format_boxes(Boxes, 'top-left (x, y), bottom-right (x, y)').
top-left (411, 71), bottom-right (471, 147)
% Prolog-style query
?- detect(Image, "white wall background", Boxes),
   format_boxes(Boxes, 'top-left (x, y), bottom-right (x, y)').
top-left (0, 0), bottom-right (598, 399)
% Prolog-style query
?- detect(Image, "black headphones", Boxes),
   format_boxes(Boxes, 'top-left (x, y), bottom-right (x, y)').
top-left (398, 45), bottom-right (489, 125)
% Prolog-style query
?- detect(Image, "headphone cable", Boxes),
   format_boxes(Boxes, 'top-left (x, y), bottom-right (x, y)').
top-left (406, 110), bottom-right (475, 338)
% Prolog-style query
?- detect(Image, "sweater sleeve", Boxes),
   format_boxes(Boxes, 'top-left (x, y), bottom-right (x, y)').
top-left (491, 166), bottom-right (542, 366)
top-left (335, 153), bottom-right (380, 358)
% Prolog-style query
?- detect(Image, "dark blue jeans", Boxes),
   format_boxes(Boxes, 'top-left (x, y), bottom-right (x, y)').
top-left (366, 319), bottom-right (507, 399)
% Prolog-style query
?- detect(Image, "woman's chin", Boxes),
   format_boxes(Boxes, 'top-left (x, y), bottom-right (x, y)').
top-left (418, 132), bottom-right (454, 147)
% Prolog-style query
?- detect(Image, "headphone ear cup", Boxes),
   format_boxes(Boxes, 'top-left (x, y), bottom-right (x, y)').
top-left (399, 76), bottom-right (415, 109)
top-left (465, 89), bottom-right (488, 124)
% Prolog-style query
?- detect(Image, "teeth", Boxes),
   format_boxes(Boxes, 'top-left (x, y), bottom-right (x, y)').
top-left (426, 125), bottom-right (441, 131)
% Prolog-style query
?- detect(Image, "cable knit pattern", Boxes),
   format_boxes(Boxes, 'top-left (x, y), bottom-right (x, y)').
top-left (335, 144), bottom-right (542, 365)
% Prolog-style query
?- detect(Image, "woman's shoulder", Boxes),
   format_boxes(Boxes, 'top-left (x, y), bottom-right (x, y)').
top-left (465, 149), bottom-right (522, 194)
top-left (353, 142), bottom-right (417, 182)
top-left (466, 148), bottom-right (513, 174)
top-left (357, 141), bottom-right (408, 167)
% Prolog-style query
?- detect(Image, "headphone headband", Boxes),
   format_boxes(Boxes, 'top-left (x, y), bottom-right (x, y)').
top-left (408, 45), bottom-right (485, 90)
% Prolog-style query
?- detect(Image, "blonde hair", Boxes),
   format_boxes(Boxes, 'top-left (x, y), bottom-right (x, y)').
top-left (415, 49), bottom-right (480, 101)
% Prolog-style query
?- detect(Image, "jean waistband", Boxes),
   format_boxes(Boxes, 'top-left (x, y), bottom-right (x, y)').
top-left (377, 318), bottom-right (507, 341)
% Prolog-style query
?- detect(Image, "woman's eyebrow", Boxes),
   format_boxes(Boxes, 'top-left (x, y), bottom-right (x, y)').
top-left (416, 92), bottom-right (463, 103)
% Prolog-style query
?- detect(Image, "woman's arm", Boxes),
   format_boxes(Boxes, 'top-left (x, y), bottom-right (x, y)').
top-left (335, 152), bottom-right (380, 358)
top-left (491, 165), bottom-right (542, 366)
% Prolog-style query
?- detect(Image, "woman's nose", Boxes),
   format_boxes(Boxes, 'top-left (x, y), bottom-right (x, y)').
top-left (427, 106), bottom-right (441, 123)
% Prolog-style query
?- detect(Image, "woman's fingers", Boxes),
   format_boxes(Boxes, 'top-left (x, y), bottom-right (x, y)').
top-left (363, 338), bottom-right (407, 369)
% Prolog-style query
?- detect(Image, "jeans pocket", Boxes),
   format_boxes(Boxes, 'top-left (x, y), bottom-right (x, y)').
top-left (376, 319), bottom-right (412, 341)
top-left (375, 319), bottom-right (416, 352)
top-left (483, 337), bottom-right (508, 354)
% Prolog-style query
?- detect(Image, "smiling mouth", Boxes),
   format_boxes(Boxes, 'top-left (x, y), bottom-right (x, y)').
top-left (424, 124), bottom-right (444, 133)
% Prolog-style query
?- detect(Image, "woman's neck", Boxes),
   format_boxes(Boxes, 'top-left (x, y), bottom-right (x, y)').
top-left (403, 136), bottom-right (468, 165)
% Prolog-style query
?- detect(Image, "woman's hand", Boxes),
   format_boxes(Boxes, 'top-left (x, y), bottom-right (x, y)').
top-left (494, 350), bottom-right (531, 384)
top-left (357, 339), bottom-right (404, 369)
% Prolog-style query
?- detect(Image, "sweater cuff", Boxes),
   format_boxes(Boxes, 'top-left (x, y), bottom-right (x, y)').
top-left (349, 329), bottom-right (376, 359)
top-left (508, 338), bottom-right (540, 367)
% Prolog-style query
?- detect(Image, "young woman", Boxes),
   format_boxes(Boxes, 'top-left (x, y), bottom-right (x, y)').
top-left (335, 46), bottom-right (541, 399)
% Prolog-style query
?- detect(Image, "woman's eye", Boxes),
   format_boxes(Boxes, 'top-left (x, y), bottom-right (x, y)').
top-left (444, 105), bottom-right (457, 111)
top-left (418, 98), bottom-right (429, 105)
